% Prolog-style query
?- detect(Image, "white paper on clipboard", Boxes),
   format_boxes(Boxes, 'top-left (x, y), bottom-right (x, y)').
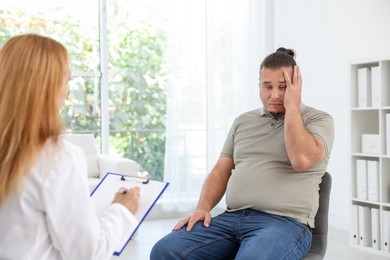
top-left (90, 172), bottom-right (169, 256)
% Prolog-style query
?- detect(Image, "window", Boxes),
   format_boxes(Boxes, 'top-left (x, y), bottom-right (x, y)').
top-left (1, 0), bottom-right (265, 212)
top-left (0, 0), bottom-right (101, 138)
top-left (106, 0), bottom-right (168, 180)
top-left (0, 0), bottom-right (167, 180)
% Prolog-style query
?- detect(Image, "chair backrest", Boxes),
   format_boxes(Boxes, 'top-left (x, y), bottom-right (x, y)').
top-left (303, 172), bottom-right (332, 260)
top-left (61, 134), bottom-right (100, 178)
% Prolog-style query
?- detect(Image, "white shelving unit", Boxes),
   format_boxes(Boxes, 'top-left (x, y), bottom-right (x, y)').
top-left (350, 58), bottom-right (390, 257)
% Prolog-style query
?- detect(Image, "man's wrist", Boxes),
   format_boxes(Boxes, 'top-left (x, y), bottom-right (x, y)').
top-left (285, 105), bottom-right (301, 115)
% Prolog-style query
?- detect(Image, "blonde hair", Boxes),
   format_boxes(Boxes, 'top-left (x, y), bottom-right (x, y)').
top-left (0, 34), bottom-right (68, 204)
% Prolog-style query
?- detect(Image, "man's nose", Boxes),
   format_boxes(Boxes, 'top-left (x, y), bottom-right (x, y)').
top-left (271, 89), bottom-right (282, 99)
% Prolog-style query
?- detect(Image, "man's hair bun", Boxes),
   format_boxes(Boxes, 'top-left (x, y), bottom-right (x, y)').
top-left (260, 47), bottom-right (297, 70)
top-left (276, 47), bottom-right (295, 58)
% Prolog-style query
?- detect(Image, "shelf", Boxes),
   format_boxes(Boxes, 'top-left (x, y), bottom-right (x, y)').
top-left (350, 58), bottom-right (390, 256)
top-left (352, 198), bottom-right (380, 206)
top-left (351, 153), bottom-right (380, 158)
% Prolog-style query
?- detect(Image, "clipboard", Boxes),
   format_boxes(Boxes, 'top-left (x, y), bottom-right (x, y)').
top-left (90, 172), bottom-right (169, 256)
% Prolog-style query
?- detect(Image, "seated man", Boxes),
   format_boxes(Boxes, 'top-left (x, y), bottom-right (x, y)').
top-left (150, 48), bottom-right (334, 260)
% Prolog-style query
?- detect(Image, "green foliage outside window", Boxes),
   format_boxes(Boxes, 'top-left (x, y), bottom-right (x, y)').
top-left (108, 24), bottom-right (167, 180)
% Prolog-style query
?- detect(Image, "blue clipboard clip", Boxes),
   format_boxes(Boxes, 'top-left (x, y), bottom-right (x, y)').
top-left (120, 175), bottom-right (150, 184)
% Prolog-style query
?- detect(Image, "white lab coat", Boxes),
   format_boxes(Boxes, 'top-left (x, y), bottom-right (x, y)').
top-left (0, 139), bottom-right (138, 260)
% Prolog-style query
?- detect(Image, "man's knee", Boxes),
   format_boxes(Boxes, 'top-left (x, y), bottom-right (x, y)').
top-left (150, 233), bottom-right (182, 260)
top-left (150, 239), bottom-right (161, 260)
top-left (150, 238), bottom-right (168, 260)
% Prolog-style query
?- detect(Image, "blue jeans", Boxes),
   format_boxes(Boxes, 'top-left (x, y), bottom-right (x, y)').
top-left (150, 209), bottom-right (312, 260)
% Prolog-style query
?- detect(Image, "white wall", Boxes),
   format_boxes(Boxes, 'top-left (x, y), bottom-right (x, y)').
top-left (273, 0), bottom-right (390, 230)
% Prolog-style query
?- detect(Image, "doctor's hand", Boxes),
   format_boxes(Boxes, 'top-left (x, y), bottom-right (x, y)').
top-left (283, 65), bottom-right (302, 112)
top-left (112, 186), bottom-right (141, 215)
top-left (172, 208), bottom-right (212, 232)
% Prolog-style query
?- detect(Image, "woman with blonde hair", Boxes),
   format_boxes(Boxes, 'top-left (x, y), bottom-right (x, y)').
top-left (0, 34), bottom-right (140, 260)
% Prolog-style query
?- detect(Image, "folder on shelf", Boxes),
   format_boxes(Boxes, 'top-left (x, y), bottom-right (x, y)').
top-left (351, 205), bottom-right (359, 245)
top-left (367, 160), bottom-right (379, 202)
top-left (357, 67), bottom-right (371, 108)
top-left (371, 66), bottom-right (380, 107)
top-left (90, 172), bottom-right (169, 256)
top-left (371, 208), bottom-right (381, 250)
top-left (386, 113), bottom-right (390, 155)
top-left (356, 159), bottom-right (368, 200)
top-left (358, 205), bottom-right (372, 247)
top-left (383, 210), bottom-right (390, 253)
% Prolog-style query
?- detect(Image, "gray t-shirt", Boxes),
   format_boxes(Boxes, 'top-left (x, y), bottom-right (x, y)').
top-left (221, 104), bottom-right (334, 228)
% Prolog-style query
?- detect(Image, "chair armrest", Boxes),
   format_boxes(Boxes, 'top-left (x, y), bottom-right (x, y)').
top-left (97, 154), bottom-right (139, 179)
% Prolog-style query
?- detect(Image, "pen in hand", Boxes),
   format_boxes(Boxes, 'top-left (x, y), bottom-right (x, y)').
top-left (113, 186), bottom-right (141, 215)
top-left (119, 187), bottom-right (128, 194)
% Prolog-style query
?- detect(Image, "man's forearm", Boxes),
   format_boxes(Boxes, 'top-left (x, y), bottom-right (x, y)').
top-left (196, 172), bottom-right (227, 211)
top-left (284, 108), bottom-right (324, 171)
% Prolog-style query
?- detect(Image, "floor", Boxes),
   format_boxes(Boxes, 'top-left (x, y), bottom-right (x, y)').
top-left (112, 218), bottom-right (390, 260)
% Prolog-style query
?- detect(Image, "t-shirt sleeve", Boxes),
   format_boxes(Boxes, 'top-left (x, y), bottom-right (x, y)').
top-left (305, 112), bottom-right (335, 156)
top-left (220, 119), bottom-right (236, 159)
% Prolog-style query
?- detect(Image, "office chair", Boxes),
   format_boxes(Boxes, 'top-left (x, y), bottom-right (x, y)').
top-left (302, 172), bottom-right (332, 260)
